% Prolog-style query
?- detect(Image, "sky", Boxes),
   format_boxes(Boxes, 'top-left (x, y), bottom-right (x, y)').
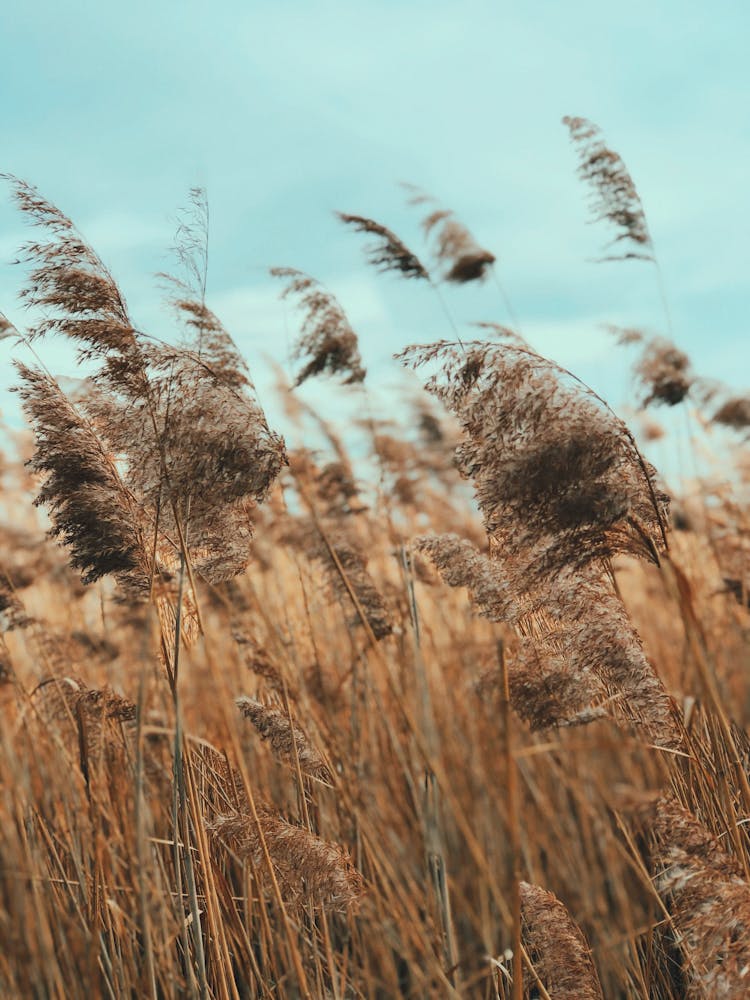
top-left (0, 0), bottom-right (748, 473)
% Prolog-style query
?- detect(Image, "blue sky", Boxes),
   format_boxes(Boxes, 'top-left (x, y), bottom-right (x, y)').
top-left (0, 0), bottom-right (748, 471)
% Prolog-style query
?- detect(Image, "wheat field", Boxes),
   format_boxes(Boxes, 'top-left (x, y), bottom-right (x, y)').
top-left (1, 123), bottom-right (749, 999)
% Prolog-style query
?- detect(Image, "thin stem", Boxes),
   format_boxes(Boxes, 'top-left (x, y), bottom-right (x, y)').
top-left (498, 640), bottom-right (523, 1000)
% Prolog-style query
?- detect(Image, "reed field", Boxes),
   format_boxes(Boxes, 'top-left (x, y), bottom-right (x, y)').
top-left (1, 121), bottom-right (749, 999)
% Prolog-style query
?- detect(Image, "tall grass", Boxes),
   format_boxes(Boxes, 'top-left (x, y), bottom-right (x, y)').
top-left (1, 125), bottom-right (749, 998)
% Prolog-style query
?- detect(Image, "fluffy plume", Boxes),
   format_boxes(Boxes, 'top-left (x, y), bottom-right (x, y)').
top-left (270, 266), bottom-right (365, 385)
top-left (286, 518), bottom-right (392, 640)
top-left (30, 675), bottom-right (136, 768)
top-left (713, 397), bottom-right (750, 432)
top-left (0, 310), bottom-right (17, 340)
top-left (644, 797), bottom-right (750, 999)
top-left (606, 324), bottom-right (645, 346)
top-left (414, 533), bottom-right (526, 624)
top-left (472, 321), bottom-right (528, 347)
top-left (520, 881), bottom-right (604, 999)
top-left (544, 567), bottom-right (679, 746)
top-left (8, 182), bottom-right (286, 591)
top-left (416, 537), bottom-right (621, 732)
top-left (0, 581), bottom-right (33, 632)
top-left (401, 341), bottom-right (677, 744)
top-left (563, 116), bottom-right (653, 261)
top-left (336, 213), bottom-right (429, 280)
top-left (3, 175), bottom-right (145, 383)
top-left (208, 811), bottom-right (364, 911)
top-left (233, 632), bottom-right (286, 693)
top-left (14, 364), bottom-right (151, 593)
top-left (506, 637), bottom-right (610, 732)
top-left (635, 337), bottom-right (693, 407)
top-left (236, 696), bottom-right (331, 782)
top-left (398, 340), bottom-right (670, 588)
top-left (88, 336), bottom-right (287, 584)
top-left (403, 184), bottom-right (496, 283)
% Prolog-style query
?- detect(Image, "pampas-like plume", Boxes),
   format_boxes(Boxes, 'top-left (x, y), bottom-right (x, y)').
top-left (236, 695), bottom-right (331, 782)
top-left (89, 330), bottom-right (287, 584)
top-left (562, 116), bottom-right (654, 261)
top-left (398, 340), bottom-right (670, 588)
top-left (270, 266), bottom-right (365, 386)
top-left (544, 567), bottom-right (679, 746)
top-left (416, 536), bottom-right (615, 731)
top-left (713, 397), bottom-right (750, 432)
top-left (208, 811), bottom-right (364, 911)
top-left (506, 637), bottom-right (610, 732)
top-left (0, 581), bottom-right (33, 632)
top-left (644, 797), bottom-right (750, 999)
top-left (9, 180), bottom-right (287, 590)
top-left (336, 213), bottom-right (429, 281)
top-left (520, 881), bottom-right (604, 999)
top-left (0, 310), bottom-right (16, 339)
top-left (14, 364), bottom-right (151, 594)
top-left (635, 337), bottom-right (693, 407)
top-left (403, 186), bottom-right (496, 283)
top-left (414, 533), bottom-right (526, 625)
top-left (403, 342), bottom-right (678, 744)
top-left (30, 675), bottom-right (136, 767)
top-left (3, 175), bottom-right (144, 382)
top-left (286, 518), bottom-right (392, 640)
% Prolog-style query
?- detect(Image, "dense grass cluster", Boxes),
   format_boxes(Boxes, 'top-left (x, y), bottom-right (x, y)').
top-left (1, 123), bottom-right (749, 998)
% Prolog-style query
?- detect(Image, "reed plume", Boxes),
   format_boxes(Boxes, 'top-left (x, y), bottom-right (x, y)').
top-left (414, 533), bottom-right (526, 625)
top-left (286, 517), bottom-right (392, 640)
top-left (0, 310), bottom-right (16, 339)
top-left (562, 116), bottom-right (654, 261)
top-left (544, 566), bottom-right (678, 745)
top-left (520, 881), bottom-right (604, 999)
top-left (236, 695), bottom-right (331, 782)
top-left (403, 185), bottom-right (496, 283)
top-left (506, 637), bottom-right (610, 732)
top-left (8, 180), bottom-right (287, 591)
top-left (398, 340), bottom-right (670, 587)
top-left (635, 337), bottom-right (693, 407)
top-left (270, 266), bottom-right (366, 385)
top-left (30, 675), bottom-right (137, 768)
top-left (209, 811), bottom-right (364, 911)
top-left (3, 175), bottom-right (145, 385)
top-left (713, 396), bottom-right (750, 432)
top-left (402, 340), bottom-right (678, 744)
top-left (14, 364), bottom-right (152, 593)
top-left (336, 213), bottom-right (429, 280)
top-left (644, 797), bottom-right (750, 999)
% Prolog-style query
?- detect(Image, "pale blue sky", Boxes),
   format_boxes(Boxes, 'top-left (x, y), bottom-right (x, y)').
top-left (0, 1), bottom-right (748, 462)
